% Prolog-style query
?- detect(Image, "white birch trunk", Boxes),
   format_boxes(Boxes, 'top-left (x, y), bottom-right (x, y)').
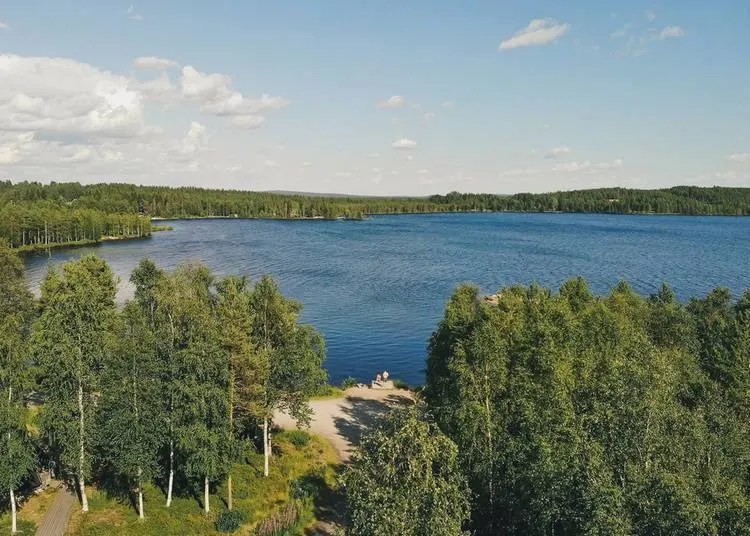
top-left (263, 417), bottom-right (269, 476)
top-left (138, 467), bottom-right (144, 520)
top-left (166, 439), bottom-right (174, 507)
top-left (78, 382), bottom-right (89, 513)
top-left (10, 488), bottom-right (17, 534)
top-left (204, 476), bottom-right (210, 514)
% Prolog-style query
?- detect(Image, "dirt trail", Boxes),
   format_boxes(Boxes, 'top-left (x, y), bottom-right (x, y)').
top-left (35, 486), bottom-right (75, 536)
top-left (274, 387), bottom-right (414, 462)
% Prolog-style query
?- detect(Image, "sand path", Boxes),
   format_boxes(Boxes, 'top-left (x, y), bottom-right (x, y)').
top-left (274, 387), bottom-right (414, 461)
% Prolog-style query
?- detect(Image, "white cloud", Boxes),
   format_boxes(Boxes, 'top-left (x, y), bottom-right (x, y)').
top-left (264, 159), bottom-right (278, 167)
top-left (0, 54), bottom-right (147, 138)
top-left (335, 171), bottom-right (352, 177)
top-left (499, 168), bottom-right (541, 177)
top-left (411, 103), bottom-right (421, 109)
top-left (554, 160), bottom-right (591, 172)
top-left (0, 21), bottom-right (9, 31)
top-left (424, 112), bottom-right (436, 121)
top-left (0, 132), bottom-right (34, 164)
top-left (728, 153), bottom-right (750, 162)
top-left (391, 117), bottom-right (401, 125)
top-left (418, 168), bottom-right (430, 175)
top-left (133, 57), bottom-right (180, 71)
top-left (230, 115), bottom-right (265, 129)
top-left (377, 95), bottom-right (406, 109)
top-left (659, 26), bottom-right (685, 39)
top-left (499, 18), bottom-right (570, 50)
top-left (545, 146), bottom-right (572, 158)
top-left (61, 146), bottom-right (93, 163)
top-left (126, 5), bottom-right (143, 21)
top-left (596, 158), bottom-right (624, 170)
top-left (368, 152), bottom-right (380, 158)
top-left (392, 138), bottom-right (417, 150)
top-left (441, 100), bottom-right (454, 109)
top-left (645, 10), bottom-right (657, 22)
top-left (178, 122), bottom-right (207, 156)
top-left (610, 24), bottom-right (630, 39)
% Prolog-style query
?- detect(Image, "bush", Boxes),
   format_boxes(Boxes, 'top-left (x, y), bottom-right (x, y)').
top-left (341, 376), bottom-right (358, 389)
top-left (215, 509), bottom-right (249, 533)
top-left (254, 502), bottom-right (299, 535)
top-left (393, 378), bottom-right (409, 390)
top-left (285, 430), bottom-right (311, 448)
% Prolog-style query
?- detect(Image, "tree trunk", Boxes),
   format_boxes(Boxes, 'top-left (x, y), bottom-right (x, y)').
top-left (204, 476), bottom-right (210, 514)
top-left (263, 417), bottom-right (270, 477)
top-left (10, 487), bottom-right (17, 534)
top-left (138, 467), bottom-right (144, 520)
top-left (78, 382), bottom-right (89, 513)
top-left (227, 368), bottom-right (234, 510)
top-left (166, 438), bottom-right (174, 507)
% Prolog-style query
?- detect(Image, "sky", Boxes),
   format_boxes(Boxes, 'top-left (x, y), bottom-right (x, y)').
top-left (0, 1), bottom-right (749, 195)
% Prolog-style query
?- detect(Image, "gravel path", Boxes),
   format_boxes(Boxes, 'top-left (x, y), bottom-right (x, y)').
top-left (274, 387), bottom-right (414, 461)
top-left (36, 487), bottom-right (75, 536)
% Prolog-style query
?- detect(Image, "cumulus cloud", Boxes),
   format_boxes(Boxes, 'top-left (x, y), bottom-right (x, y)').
top-left (659, 26), bottom-right (685, 39)
top-left (554, 160), bottom-right (591, 172)
top-left (61, 146), bottom-right (93, 163)
top-left (178, 122), bottom-right (207, 156)
top-left (0, 21), bottom-right (9, 31)
top-left (610, 24), bottom-right (630, 39)
top-left (230, 115), bottom-right (265, 129)
top-left (645, 10), bottom-right (657, 22)
top-left (377, 95), bottom-right (406, 109)
top-left (499, 168), bottom-right (542, 177)
top-left (0, 54), bottom-right (147, 138)
top-left (441, 100), bottom-right (454, 109)
top-left (499, 18), bottom-right (570, 50)
top-left (545, 146), bottom-right (572, 158)
top-left (596, 158), bottom-right (624, 170)
top-left (418, 169), bottom-right (430, 175)
top-left (126, 5), bottom-right (143, 21)
top-left (133, 56), bottom-right (180, 71)
top-left (0, 132), bottom-right (34, 164)
top-left (424, 112), bottom-right (436, 121)
top-left (392, 138), bottom-right (417, 150)
top-left (728, 153), bottom-right (750, 162)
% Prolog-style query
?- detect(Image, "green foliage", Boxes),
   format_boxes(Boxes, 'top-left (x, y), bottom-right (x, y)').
top-left (345, 405), bottom-right (470, 536)
top-left (340, 377), bottom-right (358, 390)
top-left (285, 431), bottom-right (310, 449)
top-left (425, 279), bottom-right (750, 535)
top-left (215, 509), bottom-right (248, 532)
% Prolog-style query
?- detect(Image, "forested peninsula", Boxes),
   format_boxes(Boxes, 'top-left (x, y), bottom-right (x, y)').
top-left (2, 180), bottom-right (750, 250)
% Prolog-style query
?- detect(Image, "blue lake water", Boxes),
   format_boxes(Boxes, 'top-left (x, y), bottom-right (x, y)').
top-left (23, 213), bottom-right (750, 385)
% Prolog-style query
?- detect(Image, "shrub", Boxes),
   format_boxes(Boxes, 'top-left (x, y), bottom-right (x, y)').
top-left (341, 376), bottom-right (358, 389)
top-left (392, 378), bottom-right (409, 390)
top-left (285, 429), bottom-right (311, 448)
top-left (215, 509), bottom-right (249, 533)
top-left (254, 502), bottom-right (299, 535)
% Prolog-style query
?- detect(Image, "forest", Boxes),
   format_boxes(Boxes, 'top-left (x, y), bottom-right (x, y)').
top-left (2, 181), bottom-right (749, 250)
top-left (2, 238), bottom-right (749, 534)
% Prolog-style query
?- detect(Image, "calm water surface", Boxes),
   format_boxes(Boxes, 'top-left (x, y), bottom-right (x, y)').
top-left (24, 213), bottom-right (750, 384)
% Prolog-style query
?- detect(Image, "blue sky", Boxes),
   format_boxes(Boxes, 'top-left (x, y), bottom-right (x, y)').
top-left (0, 1), bottom-right (749, 194)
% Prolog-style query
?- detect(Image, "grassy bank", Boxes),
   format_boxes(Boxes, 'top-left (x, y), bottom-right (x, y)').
top-left (64, 431), bottom-right (341, 536)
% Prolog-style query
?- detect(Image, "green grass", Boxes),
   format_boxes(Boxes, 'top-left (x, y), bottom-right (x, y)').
top-left (310, 385), bottom-right (344, 400)
top-left (0, 484), bottom-right (60, 535)
top-left (65, 431), bottom-right (341, 536)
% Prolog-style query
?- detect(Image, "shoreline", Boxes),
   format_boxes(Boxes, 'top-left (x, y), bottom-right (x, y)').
top-left (14, 234), bottom-right (154, 256)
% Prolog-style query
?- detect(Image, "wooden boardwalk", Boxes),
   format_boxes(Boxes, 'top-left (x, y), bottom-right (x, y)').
top-left (36, 487), bottom-right (75, 536)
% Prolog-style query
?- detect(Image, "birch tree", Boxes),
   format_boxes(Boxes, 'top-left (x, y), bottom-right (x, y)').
top-left (165, 264), bottom-right (229, 514)
top-left (0, 244), bottom-right (36, 533)
top-left (248, 276), bottom-right (326, 477)
top-left (216, 275), bottom-right (254, 511)
top-left (34, 255), bottom-right (117, 513)
top-left (98, 302), bottom-right (163, 520)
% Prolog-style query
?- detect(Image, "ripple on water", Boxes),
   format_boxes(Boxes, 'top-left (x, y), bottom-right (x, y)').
top-left (23, 213), bottom-right (750, 384)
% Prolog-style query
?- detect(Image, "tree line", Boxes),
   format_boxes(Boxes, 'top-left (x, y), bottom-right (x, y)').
top-left (345, 280), bottom-right (750, 535)
top-left (0, 243), bottom-right (326, 533)
top-left (2, 180), bottom-right (749, 251)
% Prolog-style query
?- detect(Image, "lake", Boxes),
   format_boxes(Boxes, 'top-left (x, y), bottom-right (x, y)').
top-left (23, 213), bottom-right (750, 385)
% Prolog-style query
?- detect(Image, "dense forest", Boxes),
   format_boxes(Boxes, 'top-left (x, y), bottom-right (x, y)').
top-left (346, 280), bottom-right (750, 535)
top-left (2, 181), bottom-right (749, 250)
